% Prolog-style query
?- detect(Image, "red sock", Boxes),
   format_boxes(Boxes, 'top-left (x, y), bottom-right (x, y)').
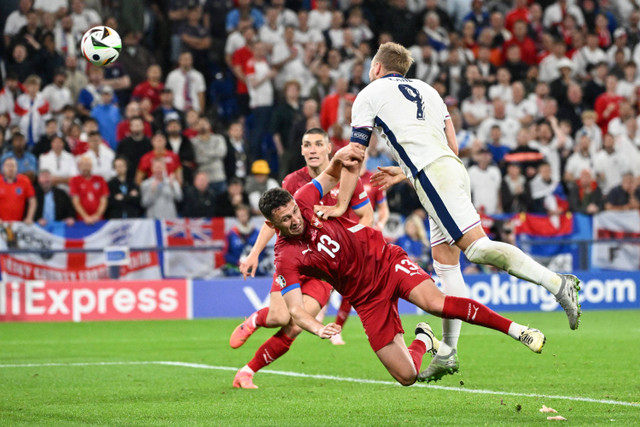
top-left (247, 330), bottom-right (295, 372)
top-left (253, 307), bottom-right (269, 328)
top-left (335, 298), bottom-right (352, 328)
top-left (442, 296), bottom-right (512, 335)
top-left (408, 340), bottom-right (427, 373)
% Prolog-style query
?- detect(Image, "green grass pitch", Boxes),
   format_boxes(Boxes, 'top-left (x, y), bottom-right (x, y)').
top-left (2, 310), bottom-right (639, 425)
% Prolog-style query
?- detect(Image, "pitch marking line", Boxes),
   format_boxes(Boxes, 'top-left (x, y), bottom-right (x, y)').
top-left (1, 361), bottom-right (638, 408)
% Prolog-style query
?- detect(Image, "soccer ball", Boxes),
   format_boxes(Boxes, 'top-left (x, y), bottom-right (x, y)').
top-left (81, 26), bottom-right (121, 67)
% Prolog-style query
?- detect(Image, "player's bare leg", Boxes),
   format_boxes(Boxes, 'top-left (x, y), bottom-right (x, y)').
top-left (458, 225), bottom-right (581, 330)
top-left (233, 295), bottom-right (322, 389)
top-left (406, 278), bottom-right (546, 382)
top-left (428, 243), bottom-right (466, 379)
top-left (230, 291), bottom-right (291, 349)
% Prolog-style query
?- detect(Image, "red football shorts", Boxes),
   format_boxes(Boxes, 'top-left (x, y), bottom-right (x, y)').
top-left (353, 244), bottom-right (432, 352)
top-left (271, 275), bottom-right (332, 307)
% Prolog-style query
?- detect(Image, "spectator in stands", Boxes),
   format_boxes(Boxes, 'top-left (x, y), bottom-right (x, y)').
top-left (594, 133), bottom-right (630, 196)
top-left (271, 80), bottom-right (302, 180)
top-left (1, 131), bottom-right (37, 182)
top-left (106, 156), bottom-right (142, 219)
top-left (115, 117), bottom-right (152, 183)
top-left (595, 74), bottom-right (624, 134)
top-left (575, 32), bottom-right (608, 79)
top-left (0, 156), bottom-right (36, 223)
top-left (153, 90), bottom-right (185, 132)
top-left (77, 66), bottom-right (116, 118)
top-left (69, 155), bottom-right (108, 224)
top-left (394, 213), bottom-right (431, 270)
top-left (577, 110), bottom-right (603, 155)
top-left (41, 69), bottom-right (71, 122)
top-left (116, 102), bottom-right (153, 143)
top-left (605, 172), bottom-right (640, 211)
top-left (4, 0), bottom-right (32, 48)
top-left (567, 169), bottom-right (604, 215)
top-left (223, 204), bottom-right (264, 276)
top-left (468, 147), bottom-right (502, 215)
top-left (33, 119), bottom-right (62, 158)
top-left (213, 177), bottom-right (250, 217)
top-left (500, 162), bottom-right (531, 213)
top-left (54, 14), bottom-right (77, 58)
top-left (461, 81), bottom-right (491, 131)
top-left (179, 6), bottom-right (212, 77)
top-left (90, 86), bottom-right (121, 149)
top-left (485, 125), bottom-right (510, 167)
top-left (136, 132), bottom-right (182, 186)
top-left (38, 134), bottom-right (76, 192)
top-left (529, 161), bottom-right (565, 216)
top-left (224, 121), bottom-right (249, 184)
top-left (564, 132), bottom-right (594, 183)
top-left (549, 58), bottom-right (576, 107)
top-left (285, 98), bottom-right (319, 174)
top-left (476, 98), bottom-right (520, 147)
top-left (182, 109), bottom-right (199, 139)
top-left (181, 171), bottom-right (216, 218)
top-left (34, 169), bottom-right (75, 226)
top-left (0, 73), bottom-right (24, 119)
top-left (132, 65), bottom-right (165, 113)
top-left (245, 160), bottom-right (279, 215)
top-left (191, 116), bottom-right (227, 194)
top-left (82, 130), bottom-right (115, 181)
top-left (488, 67), bottom-right (513, 103)
top-left (118, 30), bottom-right (156, 89)
top-left (6, 43), bottom-right (39, 80)
top-left (558, 83), bottom-right (588, 135)
top-left (140, 157), bottom-right (183, 219)
top-left (165, 117), bottom-right (196, 185)
top-left (165, 51), bottom-right (206, 113)
top-left (319, 77), bottom-right (354, 132)
top-left (70, 0), bottom-right (101, 40)
top-left (14, 75), bottom-right (49, 149)
top-left (583, 61), bottom-right (608, 107)
top-left (309, 62), bottom-right (333, 106)
top-left (506, 81), bottom-right (535, 127)
top-left (63, 56), bottom-right (87, 103)
top-left (225, 0), bottom-right (264, 34)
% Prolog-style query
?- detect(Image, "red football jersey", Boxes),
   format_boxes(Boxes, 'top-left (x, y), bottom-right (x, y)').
top-left (360, 170), bottom-right (386, 208)
top-left (274, 180), bottom-right (392, 306)
top-left (282, 167), bottom-right (370, 223)
top-left (69, 175), bottom-right (109, 218)
top-left (0, 174), bottom-right (35, 221)
top-left (137, 150), bottom-right (181, 178)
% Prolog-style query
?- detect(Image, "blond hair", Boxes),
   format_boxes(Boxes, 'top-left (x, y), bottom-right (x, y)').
top-left (404, 214), bottom-right (428, 246)
top-left (373, 42), bottom-right (414, 76)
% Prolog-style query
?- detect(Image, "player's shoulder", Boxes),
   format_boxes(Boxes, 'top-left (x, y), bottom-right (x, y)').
top-left (283, 167), bottom-right (310, 192)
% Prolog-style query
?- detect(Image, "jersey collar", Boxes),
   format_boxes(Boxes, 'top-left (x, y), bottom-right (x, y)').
top-left (382, 73), bottom-right (404, 79)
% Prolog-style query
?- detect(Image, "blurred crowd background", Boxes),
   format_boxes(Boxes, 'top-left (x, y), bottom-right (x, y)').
top-left (1, 0), bottom-right (640, 273)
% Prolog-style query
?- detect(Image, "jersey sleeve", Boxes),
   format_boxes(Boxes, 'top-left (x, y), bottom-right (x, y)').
top-left (350, 89), bottom-right (375, 146)
top-left (293, 179), bottom-right (323, 216)
top-left (23, 176), bottom-right (35, 198)
top-left (350, 178), bottom-right (370, 210)
top-left (68, 177), bottom-right (79, 197)
top-left (274, 247), bottom-right (302, 296)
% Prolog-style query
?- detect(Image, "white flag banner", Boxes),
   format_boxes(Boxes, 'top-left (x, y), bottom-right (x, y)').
top-left (592, 211), bottom-right (640, 271)
top-left (0, 220), bottom-right (161, 281)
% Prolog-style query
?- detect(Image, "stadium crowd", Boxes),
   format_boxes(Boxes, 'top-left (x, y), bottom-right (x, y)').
top-left (2, 0), bottom-right (640, 268)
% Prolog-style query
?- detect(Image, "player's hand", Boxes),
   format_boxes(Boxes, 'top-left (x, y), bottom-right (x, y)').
top-left (334, 144), bottom-right (365, 169)
top-left (370, 166), bottom-right (406, 191)
top-left (317, 322), bottom-right (341, 339)
top-left (239, 252), bottom-right (260, 280)
top-left (314, 204), bottom-right (346, 219)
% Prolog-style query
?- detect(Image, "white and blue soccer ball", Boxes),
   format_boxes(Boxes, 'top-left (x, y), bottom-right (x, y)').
top-left (81, 26), bottom-right (121, 67)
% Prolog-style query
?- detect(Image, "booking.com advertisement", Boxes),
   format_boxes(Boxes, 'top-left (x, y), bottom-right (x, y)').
top-left (1, 272), bottom-right (638, 322)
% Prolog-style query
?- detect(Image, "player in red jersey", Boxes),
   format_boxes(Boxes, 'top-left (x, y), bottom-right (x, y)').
top-left (260, 145), bottom-right (546, 386)
top-left (230, 128), bottom-right (373, 388)
top-left (331, 151), bottom-right (391, 345)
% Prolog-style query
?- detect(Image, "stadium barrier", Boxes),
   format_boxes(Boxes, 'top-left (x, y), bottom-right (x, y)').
top-left (2, 271), bottom-right (637, 322)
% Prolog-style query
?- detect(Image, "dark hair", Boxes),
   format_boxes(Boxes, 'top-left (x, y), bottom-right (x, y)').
top-left (113, 155), bottom-right (129, 168)
top-left (88, 130), bottom-right (102, 138)
top-left (303, 127), bottom-right (328, 139)
top-left (259, 187), bottom-right (293, 220)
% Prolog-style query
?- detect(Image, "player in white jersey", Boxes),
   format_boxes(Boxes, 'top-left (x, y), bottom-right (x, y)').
top-left (316, 42), bottom-right (582, 383)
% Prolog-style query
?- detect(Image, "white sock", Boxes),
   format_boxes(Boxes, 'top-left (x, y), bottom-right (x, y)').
top-left (508, 322), bottom-right (526, 340)
top-left (240, 365), bottom-right (255, 375)
top-left (434, 261), bottom-right (466, 350)
top-left (415, 333), bottom-right (435, 353)
top-left (436, 341), bottom-right (453, 356)
top-left (464, 237), bottom-right (562, 294)
top-left (250, 312), bottom-right (258, 329)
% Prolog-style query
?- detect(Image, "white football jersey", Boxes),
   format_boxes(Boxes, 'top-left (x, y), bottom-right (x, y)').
top-left (350, 74), bottom-right (455, 179)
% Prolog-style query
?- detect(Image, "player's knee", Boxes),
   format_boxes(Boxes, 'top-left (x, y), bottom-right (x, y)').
top-left (396, 373), bottom-right (416, 387)
top-left (464, 237), bottom-right (507, 269)
top-left (266, 308), bottom-right (290, 327)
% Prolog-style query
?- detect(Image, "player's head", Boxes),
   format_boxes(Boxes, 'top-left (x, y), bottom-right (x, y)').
top-left (301, 128), bottom-right (331, 169)
top-left (369, 42), bottom-right (414, 81)
top-left (259, 187), bottom-right (304, 237)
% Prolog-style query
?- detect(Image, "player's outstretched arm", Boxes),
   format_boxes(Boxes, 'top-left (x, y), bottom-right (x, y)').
top-left (370, 166), bottom-right (408, 191)
top-left (282, 287), bottom-right (341, 338)
top-left (314, 145), bottom-right (364, 219)
top-left (238, 223), bottom-right (276, 279)
top-left (444, 118), bottom-right (459, 156)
